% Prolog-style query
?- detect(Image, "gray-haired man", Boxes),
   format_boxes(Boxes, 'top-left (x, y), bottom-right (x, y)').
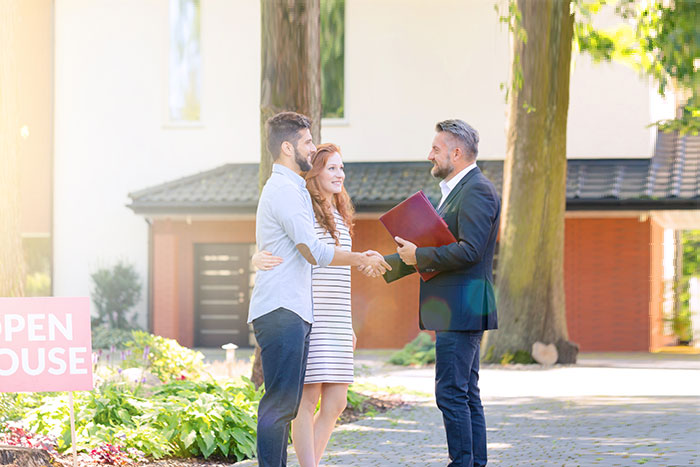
top-left (383, 119), bottom-right (500, 466)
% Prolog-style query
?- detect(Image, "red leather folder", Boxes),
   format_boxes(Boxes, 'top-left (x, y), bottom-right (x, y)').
top-left (379, 190), bottom-right (457, 281)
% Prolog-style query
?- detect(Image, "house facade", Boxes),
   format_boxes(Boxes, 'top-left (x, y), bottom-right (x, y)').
top-left (128, 134), bottom-right (700, 350)
top-left (16, 1), bottom-right (695, 348)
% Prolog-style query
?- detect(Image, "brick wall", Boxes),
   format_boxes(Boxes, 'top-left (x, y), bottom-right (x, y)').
top-left (149, 215), bottom-right (668, 351)
top-left (150, 217), bottom-right (421, 349)
top-left (152, 219), bottom-right (256, 347)
top-left (351, 219), bottom-right (423, 349)
top-left (564, 217), bottom-right (654, 351)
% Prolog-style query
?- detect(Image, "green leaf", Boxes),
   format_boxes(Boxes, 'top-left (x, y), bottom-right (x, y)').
top-left (201, 429), bottom-right (216, 451)
top-left (231, 427), bottom-right (249, 445)
top-left (218, 440), bottom-right (230, 457)
top-left (180, 428), bottom-right (197, 448)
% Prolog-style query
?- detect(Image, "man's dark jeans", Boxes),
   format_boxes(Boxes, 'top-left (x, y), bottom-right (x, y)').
top-left (435, 330), bottom-right (487, 467)
top-left (253, 308), bottom-right (311, 467)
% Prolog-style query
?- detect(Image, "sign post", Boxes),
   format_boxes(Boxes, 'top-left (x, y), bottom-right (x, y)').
top-left (68, 391), bottom-right (77, 467)
top-left (0, 297), bottom-right (93, 467)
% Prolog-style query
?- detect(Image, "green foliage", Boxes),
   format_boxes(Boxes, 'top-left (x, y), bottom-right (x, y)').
top-left (320, 0), bottom-right (345, 118)
top-left (389, 332), bottom-right (436, 366)
top-left (345, 388), bottom-right (368, 410)
top-left (673, 230), bottom-right (700, 343)
top-left (576, 0), bottom-right (700, 134)
top-left (0, 392), bottom-right (36, 423)
top-left (500, 350), bottom-right (535, 365)
top-left (5, 329), bottom-right (259, 462)
top-left (496, 0), bottom-right (527, 102)
top-left (671, 308), bottom-right (693, 343)
top-left (150, 380), bottom-right (261, 460)
top-left (25, 272), bottom-right (51, 296)
top-left (122, 330), bottom-right (205, 382)
top-left (92, 325), bottom-right (134, 350)
top-left (681, 230), bottom-right (700, 278)
top-left (657, 110), bottom-right (700, 136)
top-left (17, 378), bottom-right (261, 461)
top-left (91, 261), bottom-right (142, 329)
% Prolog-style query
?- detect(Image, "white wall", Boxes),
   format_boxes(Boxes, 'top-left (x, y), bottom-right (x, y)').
top-left (568, 55), bottom-right (655, 159)
top-left (324, 0), bottom-right (510, 160)
top-left (53, 0), bottom-right (260, 323)
top-left (324, 0), bottom-right (655, 161)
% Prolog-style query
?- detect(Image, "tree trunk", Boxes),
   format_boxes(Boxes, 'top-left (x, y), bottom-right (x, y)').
top-left (485, 0), bottom-right (577, 364)
top-left (0, 446), bottom-right (52, 467)
top-left (252, 0), bottom-right (321, 388)
top-left (258, 0), bottom-right (321, 189)
top-left (0, 0), bottom-right (25, 298)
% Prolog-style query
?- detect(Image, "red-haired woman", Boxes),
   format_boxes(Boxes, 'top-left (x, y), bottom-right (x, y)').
top-left (252, 143), bottom-right (359, 467)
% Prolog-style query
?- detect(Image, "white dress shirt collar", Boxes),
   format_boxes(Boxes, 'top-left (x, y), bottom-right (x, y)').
top-left (438, 162), bottom-right (477, 209)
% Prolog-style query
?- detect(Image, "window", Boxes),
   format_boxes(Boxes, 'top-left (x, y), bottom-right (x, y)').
top-left (321, 0), bottom-right (345, 119)
top-left (169, 0), bottom-right (201, 122)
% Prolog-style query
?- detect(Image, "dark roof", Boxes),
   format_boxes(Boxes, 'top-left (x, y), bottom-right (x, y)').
top-left (646, 131), bottom-right (700, 199)
top-left (128, 133), bottom-right (700, 215)
top-left (128, 164), bottom-right (260, 214)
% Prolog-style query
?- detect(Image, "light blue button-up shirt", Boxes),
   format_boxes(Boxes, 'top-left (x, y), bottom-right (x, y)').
top-left (248, 164), bottom-right (336, 324)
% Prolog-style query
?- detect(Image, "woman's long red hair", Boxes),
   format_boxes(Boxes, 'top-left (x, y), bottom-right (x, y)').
top-left (305, 143), bottom-right (355, 245)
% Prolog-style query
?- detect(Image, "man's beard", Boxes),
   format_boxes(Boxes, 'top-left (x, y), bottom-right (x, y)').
top-left (431, 161), bottom-right (454, 180)
top-left (294, 147), bottom-right (312, 172)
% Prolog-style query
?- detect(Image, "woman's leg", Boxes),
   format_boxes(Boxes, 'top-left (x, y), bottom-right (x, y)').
top-left (292, 383), bottom-right (322, 467)
top-left (313, 383), bottom-right (349, 465)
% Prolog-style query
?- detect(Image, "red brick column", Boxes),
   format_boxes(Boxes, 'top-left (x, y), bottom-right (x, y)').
top-left (152, 232), bottom-right (179, 340)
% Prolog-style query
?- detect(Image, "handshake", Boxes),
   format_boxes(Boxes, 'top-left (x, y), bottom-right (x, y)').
top-left (251, 248), bottom-right (391, 278)
top-left (357, 250), bottom-right (391, 278)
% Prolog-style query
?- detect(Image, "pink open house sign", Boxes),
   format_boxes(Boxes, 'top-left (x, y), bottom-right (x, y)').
top-left (0, 297), bottom-right (93, 393)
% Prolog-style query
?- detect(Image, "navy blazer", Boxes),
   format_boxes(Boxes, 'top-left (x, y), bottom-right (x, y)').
top-left (384, 167), bottom-right (501, 331)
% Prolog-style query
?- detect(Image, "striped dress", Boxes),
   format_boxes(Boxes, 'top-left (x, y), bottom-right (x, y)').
top-left (304, 210), bottom-right (354, 384)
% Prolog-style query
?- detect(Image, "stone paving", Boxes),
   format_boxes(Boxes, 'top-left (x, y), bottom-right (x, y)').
top-left (234, 353), bottom-right (700, 466)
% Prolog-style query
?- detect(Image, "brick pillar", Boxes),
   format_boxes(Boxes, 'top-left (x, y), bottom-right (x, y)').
top-left (152, 233), bottom-right (179, 340)
top-left (649, 219), bottom-right (677, 350)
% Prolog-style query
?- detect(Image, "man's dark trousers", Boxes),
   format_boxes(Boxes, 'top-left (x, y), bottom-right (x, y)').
top-left (253, 308), bottom-right (311, 467)
top-left (435, 330), bottom-right (486, 467)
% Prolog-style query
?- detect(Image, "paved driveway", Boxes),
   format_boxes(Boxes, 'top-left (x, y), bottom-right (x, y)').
top-left (234, 352), bottom-right (700, 466)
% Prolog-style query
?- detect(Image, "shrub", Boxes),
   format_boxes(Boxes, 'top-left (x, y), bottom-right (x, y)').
top-left (121, 330), bottom-right (205, 382)
top-left (669, 230), bottom-right (700, 343)
top-left (90, 444), bottom-right (146, 467)
top-left (92, 325), bottom-right (134, 350)
top-left (0, 393), bottom-right (37, 424)
top-left (346, 388), bottom-right (368, 410)
top-left (389, 332), bottom-right (436, 366)
top-left (91, 262), bottom-right (142, 330)
top-left (150, 380), bottom-right (261, 460)
top-left (0, 422), bottom-right (57, 454)
top-left (20, 378), bottom-right (261, 461)
top-left (0, 421), bottom-right (146, 466)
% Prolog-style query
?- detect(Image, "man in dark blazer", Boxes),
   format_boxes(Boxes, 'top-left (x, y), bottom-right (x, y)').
top-left (383, 119), bottom-right (500, 467)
